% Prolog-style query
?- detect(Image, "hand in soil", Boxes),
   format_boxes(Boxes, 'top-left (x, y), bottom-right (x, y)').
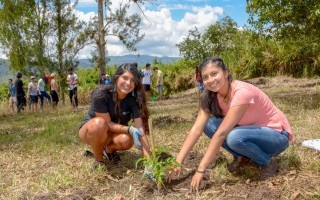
top-left (166, 166), bottom-right (182, 183)
top-left (190, 172), bottom-right (204, 192)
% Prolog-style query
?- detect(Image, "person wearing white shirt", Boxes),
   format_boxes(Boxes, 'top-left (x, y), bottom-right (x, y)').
top-left (67, 67), bottom-right (79, 111)
top-left (142, 63), bottom-right (152, 100)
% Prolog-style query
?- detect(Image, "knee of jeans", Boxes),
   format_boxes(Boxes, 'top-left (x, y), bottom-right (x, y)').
top-left (275, 138), bottom-right (289, 155)
top-left (225, 132), bottom-right (245, 149)
top-left (203, 117), bottom-right (218, 138)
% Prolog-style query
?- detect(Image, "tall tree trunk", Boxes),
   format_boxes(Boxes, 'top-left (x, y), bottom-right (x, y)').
top-left (57, 0), bottom-right (65, 105)
top-left (98, 0), bottom-right (106, 76)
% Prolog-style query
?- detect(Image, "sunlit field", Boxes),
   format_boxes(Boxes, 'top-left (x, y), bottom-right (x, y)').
top-left (1, 76), bottom-right (320, 199)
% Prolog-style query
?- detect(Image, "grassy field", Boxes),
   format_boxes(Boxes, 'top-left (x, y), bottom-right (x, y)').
top-left (0, 76), bottom-right (320, 199)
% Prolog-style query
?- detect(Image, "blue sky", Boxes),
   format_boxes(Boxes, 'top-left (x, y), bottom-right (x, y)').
top-left (75, 0), bottom-right (250, 58)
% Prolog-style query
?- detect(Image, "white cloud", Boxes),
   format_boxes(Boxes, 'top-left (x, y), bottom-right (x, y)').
top-left (78, 3), bottom-right (224, 57)
top-left (76, 0), bottom-right (96, 7)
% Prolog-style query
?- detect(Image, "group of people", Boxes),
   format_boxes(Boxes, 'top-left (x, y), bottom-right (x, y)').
top-left (7, 67), bottom-right (79, 113)
top-left (79, 57), bottom-right (293, 191)
top-left (141, 63), bottom-right (164, 101)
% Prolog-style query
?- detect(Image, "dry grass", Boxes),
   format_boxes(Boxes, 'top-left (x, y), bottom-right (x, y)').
top-left (0, 76), bottom-right (320, 199)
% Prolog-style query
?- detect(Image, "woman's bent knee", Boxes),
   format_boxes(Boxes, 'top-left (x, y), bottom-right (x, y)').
top-left (116, 134), bottom-right (134, 150)
top-left (79, 117), bottom-right (108, 141)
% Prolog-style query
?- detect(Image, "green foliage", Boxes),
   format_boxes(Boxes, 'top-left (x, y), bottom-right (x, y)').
top-left (246, 0), bottom-right (320, 41)
top-left (136, 146), bottom-right (180, 189)
top-left (245, 0), bottom-right (320, 77)
top-left (0, 83), bottom-right (8, 100)
top-left (177, 13), bottom-right (320, 78)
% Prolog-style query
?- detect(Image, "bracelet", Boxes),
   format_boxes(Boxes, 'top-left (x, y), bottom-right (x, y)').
top-left (196, 170), bottom-right (205, 173)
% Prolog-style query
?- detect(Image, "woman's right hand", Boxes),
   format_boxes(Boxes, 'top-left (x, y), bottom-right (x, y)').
top-left (128, 126), bottom-right (144, 149)
top-left (166, 166), bottom-right (182, 183)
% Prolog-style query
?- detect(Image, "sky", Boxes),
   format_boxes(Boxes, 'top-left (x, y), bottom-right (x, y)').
top-left (74, 0), bottom-right (249, 59)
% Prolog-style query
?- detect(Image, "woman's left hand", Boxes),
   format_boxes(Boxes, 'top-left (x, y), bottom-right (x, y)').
top-left (190, 171), bottom-right (204, 192)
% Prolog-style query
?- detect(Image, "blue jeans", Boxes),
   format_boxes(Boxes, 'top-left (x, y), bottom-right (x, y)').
top-left (157, 84), bottom-right (163, 93)
top-left (39, 91), bottom-right (51, 108)
top-left (203, 116), bottom-right (289, 165)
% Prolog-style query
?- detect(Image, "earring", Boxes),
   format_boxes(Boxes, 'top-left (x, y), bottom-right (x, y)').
top-left (132, 91), bottom-right (135, 96)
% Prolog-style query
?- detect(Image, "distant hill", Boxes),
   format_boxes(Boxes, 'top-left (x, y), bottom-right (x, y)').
top-left (0, 59), bottom-right (14, 84)
top-left (78, 54), bottom-right (181, 68)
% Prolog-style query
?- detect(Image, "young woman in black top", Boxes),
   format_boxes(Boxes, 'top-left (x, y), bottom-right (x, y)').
top-left (79, 63), bottom-right (151, 166)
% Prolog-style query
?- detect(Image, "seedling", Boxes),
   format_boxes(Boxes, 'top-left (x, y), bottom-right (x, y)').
top-left (136, 146), bottom-right (180, 190)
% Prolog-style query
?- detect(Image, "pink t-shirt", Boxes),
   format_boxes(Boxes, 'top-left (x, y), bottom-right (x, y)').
top-left (218, 80), bottom-right (293, 141)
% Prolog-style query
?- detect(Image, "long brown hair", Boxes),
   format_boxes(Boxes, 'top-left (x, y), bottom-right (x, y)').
top-left (199, 57), bottom-right (232, 118)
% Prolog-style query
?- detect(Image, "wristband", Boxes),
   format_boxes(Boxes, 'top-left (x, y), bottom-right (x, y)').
top-left (196, 170), bottom-right (205, 173)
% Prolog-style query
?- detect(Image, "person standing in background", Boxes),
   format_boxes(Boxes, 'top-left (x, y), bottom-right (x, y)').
top-left (142, 63), bottom-right (152, 100)
top-left (153, 67), bottom-right (164, 100)
top-left (100, 74), bottom-right (112, 85)
top-left (37, 74), bottom-right (51, 111)
top-left (28, 76), bottom-right (39, 113)
top-left (8, 78), bottom-right (16, 113)
top-left (67, 67), bottom-right (79, 111)
top-left (195, 67), bottom-right (204, 109)
top-left (132, 62), bottom-right (144, 80)
top-left (15, 72), bottom-right (26, 113)
top-left (50, 73), bottom-right (59, 109)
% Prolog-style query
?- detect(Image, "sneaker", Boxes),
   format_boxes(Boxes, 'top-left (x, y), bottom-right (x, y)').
top-left (259, 159), bottom-right (279, 181)
top-left (83, 150), bottom-right (94, 157)
top-left (227, 156), bottom-right (251, 173)
top-left (103, 150), bottom-right (121, 165)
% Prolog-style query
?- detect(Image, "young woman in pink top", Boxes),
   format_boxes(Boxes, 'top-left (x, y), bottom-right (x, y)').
top-left (168, 57), bottom-right (293, 191)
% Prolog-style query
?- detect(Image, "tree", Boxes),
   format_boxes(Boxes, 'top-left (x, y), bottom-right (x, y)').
top-left (246, 0), bottom-right (320, 76)
top-left (0, 0), bottom-right (92, 79)
top-left (246, 0), bottom-right (320, 41)
top-left (95, 0), bottom-right (155, 76)
top-left (0, 0), bottom-right (35, 74)
top-left (50, 0), bottom-right (93, 103)
top-left (176, 28), bottom-right (208, 67)
top-left (177, 17), bottom-right (239, 68)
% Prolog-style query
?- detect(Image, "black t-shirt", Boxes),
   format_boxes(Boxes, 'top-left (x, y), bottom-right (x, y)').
top-left (83, 87), bottom-right (140, 125)
top-left (15, 79), bottom-right (24, 96)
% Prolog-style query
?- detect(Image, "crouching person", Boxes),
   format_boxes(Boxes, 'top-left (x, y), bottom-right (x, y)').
top-left (167, 57), bottom-right (293, 192)
top-left (79, 63), bottom-right (152, 169)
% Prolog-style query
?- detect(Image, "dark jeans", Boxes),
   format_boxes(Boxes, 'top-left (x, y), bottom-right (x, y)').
top-left (69, 87), bottom-right (78, 107)
top-left (16, 94), bottom-right (26, 113)
top-left (39, 91), bottom-right (51, 108)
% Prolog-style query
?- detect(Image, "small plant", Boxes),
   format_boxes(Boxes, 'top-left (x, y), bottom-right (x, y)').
top-left (136, 146), bottom-right (180, 190)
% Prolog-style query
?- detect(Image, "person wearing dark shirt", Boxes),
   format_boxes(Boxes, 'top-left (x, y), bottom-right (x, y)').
top-left (100, 74), bottom-right (112, 85)
top-left (14, 72), bottom-right (26, 113)
top-left (79, 63), bottom-right (152, 169)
